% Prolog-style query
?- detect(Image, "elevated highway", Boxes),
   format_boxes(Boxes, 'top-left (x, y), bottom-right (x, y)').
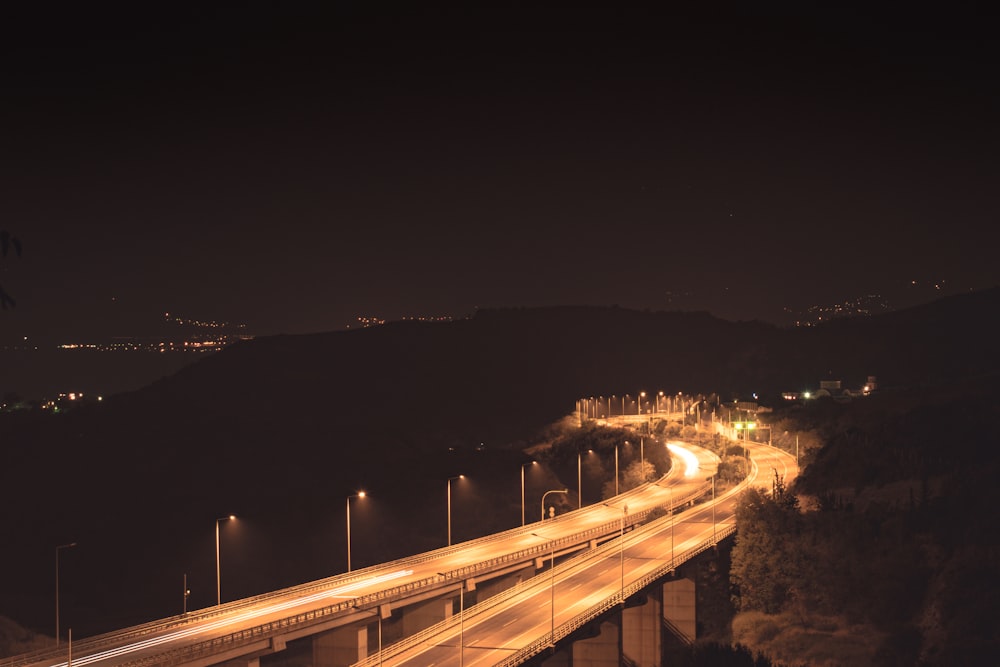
top-left (358, 440), bottom-right (796, 666)
top-left (4, 438), bottom-right (731, 667)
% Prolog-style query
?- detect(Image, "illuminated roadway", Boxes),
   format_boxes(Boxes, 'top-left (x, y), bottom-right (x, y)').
top-left (3, 426), bottom-right (796, 667)
top-left (358, 440), bottom-right (798, 667)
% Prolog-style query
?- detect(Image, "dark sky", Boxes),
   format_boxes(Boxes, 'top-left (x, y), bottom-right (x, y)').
top-left (2, 3), bottom-right (998, 343)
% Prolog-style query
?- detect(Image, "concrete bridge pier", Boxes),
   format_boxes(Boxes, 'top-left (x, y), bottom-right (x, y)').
top-left (311, 624), bottom-right (366, 666)
top-left (566, 619), bottom-right (620, 666)
top-left (219, 636), bottom-right (286, 667)
top-left (218, 658), bottom-right (260, 667)
top-left (662, 576), bottom-right (697, 645)
top-left (309, 603), bottom-right (390, 666)
top-left (529, 572), bottom-right (698, 667)
top-left (623, 591), bottom-right (661, 666)
top-left (473, 564), bottom-right (536, 600)
top-left (397, 579), bottom-right (473, 638)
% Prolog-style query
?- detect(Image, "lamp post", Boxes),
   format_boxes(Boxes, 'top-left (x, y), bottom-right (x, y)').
top-left (55, 542), bottom-right (76, 646)
top-left (745, 421), bottom-right (750, 467)
top-left (437, 574), bottom-right (464, 667)
top-left (215, 514), bottom-right (235, 606)
top-left (347, 491), bottom-right (366, 572)
top-left (669, 486), bottom-right (675, 567)
top-left (447, 475), bottom-right (464, 546)
top-left (541, 489), bottom-right (568, 521)
top-left (353, 605), bottom-right (384, 667)
top-left (577, 450), bottom-right (592, 509)
top-left (603, 503), bottom-right (627, 604)
top-left (638, 390), bottom-right (645, 415)
top-left (615, 444), bottom-right (620, 495)
top-left (620, 505), bottom-right (627, 603)
top-left (520, 461), bottom-right (536, 526)
top-left (531, 533), bottom-right (556, 647)
top-left (640, 437), bottom-right (644, 480)
top-left (707, 475), bottom-right (717, 544)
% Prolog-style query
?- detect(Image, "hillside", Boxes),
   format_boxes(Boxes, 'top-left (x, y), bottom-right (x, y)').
top-left (726, 374), bottom-right (1000, 665)
top-left (1, 288), bottom-right (998, 642)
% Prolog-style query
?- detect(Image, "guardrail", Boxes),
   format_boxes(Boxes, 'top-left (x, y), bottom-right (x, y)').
top-left (3, 438), bottom-right (725, 667)
top-left (13, 477), bottom-right (691, 667)
top-left (351, 498), bottom-right (739, 667)
top-left (494, 441), bottom-right (795, 666)
top-left (352, 444), bottom-right (765, 667)
top-left (494, 524), bottom-right (738, 667)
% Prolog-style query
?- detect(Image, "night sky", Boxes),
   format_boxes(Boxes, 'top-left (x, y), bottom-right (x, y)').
top-left (2, 4), bottom-right (998, 345)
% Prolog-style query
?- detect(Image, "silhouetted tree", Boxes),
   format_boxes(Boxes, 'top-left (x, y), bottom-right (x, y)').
top-left (730, 482), bottom-right (803, 614)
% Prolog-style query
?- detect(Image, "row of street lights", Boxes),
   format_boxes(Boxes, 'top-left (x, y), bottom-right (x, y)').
top-left (578, 391), bottom-right (690, 419)
top-left (524, 450), bottom-right (598, 524)
top-left (53, 449), bottom-right (569, 629)
top-left (439, 453), bottom-right (712, 661)
top-left (57, 443), bottom-right (713, 656)
top-left (56, 514), bottom-right (237, 647)
top-left (522, 442), bottom-right (650, 524)
top-left (55, 447), bottom-right (655, 643)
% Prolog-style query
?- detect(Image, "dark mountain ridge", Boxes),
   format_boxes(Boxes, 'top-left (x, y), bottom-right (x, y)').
top-left (2, 287), bottom-right (998, 640)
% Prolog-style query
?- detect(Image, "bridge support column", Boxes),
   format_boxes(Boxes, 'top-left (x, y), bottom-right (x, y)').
top-left (662, 576), bottom-right (697, 644)
top-left (400, 594), bottom-right (454, 636)
top-left (538, 647), bottom-right (570, 666)
top-left (473, 565), bottom-right (535, 600)
top-left (571, 619), bottom-right (620, 666)
top-left (217, 659), bottom-right (259, 667)
top-left (311, 623), bottom-right (367, 666)
top-left (622, 592), bottom-right (661, 666)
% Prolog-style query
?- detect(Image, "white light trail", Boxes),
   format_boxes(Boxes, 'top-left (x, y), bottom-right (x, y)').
top-left (47, 569), bottom-right (414, 667)
top-left (666, 443), bottom-right (700, 477)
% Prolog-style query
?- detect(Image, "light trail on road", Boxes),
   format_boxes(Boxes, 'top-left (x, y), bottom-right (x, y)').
top-left (45, 569), bottom-right (413, 667)
top-left (666, 441), bottom-right (701, 476)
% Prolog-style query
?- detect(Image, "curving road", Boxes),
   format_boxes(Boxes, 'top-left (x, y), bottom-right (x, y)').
top-left (359, 439), bottom-right (798, 667)
top-left (5, 437), bottom-right (726, 667)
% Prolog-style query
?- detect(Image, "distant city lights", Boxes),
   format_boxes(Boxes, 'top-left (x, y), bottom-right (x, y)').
top-left (350, 314), bottom-right (454, 329)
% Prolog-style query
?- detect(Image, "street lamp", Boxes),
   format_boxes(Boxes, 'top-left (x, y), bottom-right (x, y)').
top-left (577, 450), bottom-right (592, 509)
top-left (615, 443), bottom-right (620, 495)
top-left (437, 573), bottom-right (464, 666)
top-left (447, 475), bottom-right (464, 546)
top-left (668, 485), bottom-right (675, 568)
top-left (353, 605), bottom-right (384, 667)
top-left (638, 390), bottom-right (645, 415)
top-left (531, 532), bottom-right (556, 647)
top-left (215, 514), bottom-right (235, 606)
top-left (603, 502), bottom-right (627, 604)
top-left (640, 437), bottom-right (644, 479)
top-left (347, 491), bottom-right (366, 572)
top-left (520, 461), bottom-right (536, 526)
top-left (707, 474), bottom-right (717, 544)
top-left (55, 542), bottom-right (76, 646)
top-left (540, 489), bottom-right (568, 521)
